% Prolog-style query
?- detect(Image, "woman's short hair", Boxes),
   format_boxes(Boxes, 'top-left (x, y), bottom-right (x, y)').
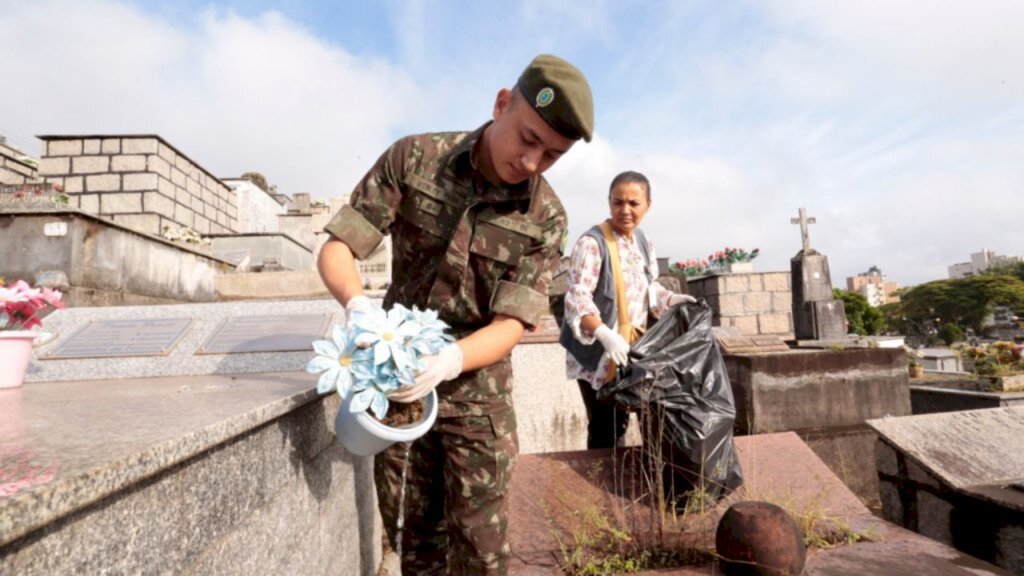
top-left (609, 171), bottom-right (651, 201)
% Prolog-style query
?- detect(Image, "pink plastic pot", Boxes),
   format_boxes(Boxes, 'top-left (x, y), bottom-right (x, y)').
top-left (0, 331), bottom-right (36, 389)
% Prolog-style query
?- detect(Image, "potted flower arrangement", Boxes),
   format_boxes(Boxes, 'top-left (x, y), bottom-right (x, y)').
top-left (671, 247), bottom-right (760, 277)
top-left (908, 357), bottom-right (924, 379)
top-left (307, 303), bottom-right (453, 455)
top-left (959, 341), bottom-right (1024, 391)
top-left (711, 246), bottom-right (760, 273)
top-left (0, 278), bottom-right (65, 388)
top-left (670, 258), bottom-right (710, 278)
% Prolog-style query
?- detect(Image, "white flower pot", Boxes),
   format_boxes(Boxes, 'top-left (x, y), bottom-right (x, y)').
top-left (726, 261), bottom-right (754, 273)
top-left (334, 389), bottom-right (438, 456)
top-left (0, 331), bottom-right (36, 389)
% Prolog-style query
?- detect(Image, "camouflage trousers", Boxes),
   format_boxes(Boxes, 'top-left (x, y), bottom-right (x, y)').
top-left (375, 410), bottom-right (518, 576)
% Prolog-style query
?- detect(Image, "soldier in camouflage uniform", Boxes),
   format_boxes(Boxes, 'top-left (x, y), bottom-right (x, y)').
top-left (318, 54), bottom-right (594, 575)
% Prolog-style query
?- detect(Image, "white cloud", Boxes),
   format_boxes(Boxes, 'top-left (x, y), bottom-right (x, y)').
top-left (2, 0), bottom-right (1021, 287)
top-left (0, 0), bottom-right (424, 198)
top-left (763, 0), bottom-right (1024, 107)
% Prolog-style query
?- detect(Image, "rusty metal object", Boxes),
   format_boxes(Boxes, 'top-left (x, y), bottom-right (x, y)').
top-left (716, 501), bottom-right (807, 575)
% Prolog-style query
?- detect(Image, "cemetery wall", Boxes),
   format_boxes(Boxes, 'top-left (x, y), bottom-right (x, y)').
top-left (215, 270), bottom-right (331, 300)
top-left (687, 271), bottom-right (794, 337)
top-left (725, 347), bottom-right (910, 505)
top-left (0, 147), bottom-right (36, 185)
top-left (37, 135), bottom-right (238, 237)
top-left (209, 233), bottom-right (314, 271)
top-left (0, 209), bottom-right (224, 305)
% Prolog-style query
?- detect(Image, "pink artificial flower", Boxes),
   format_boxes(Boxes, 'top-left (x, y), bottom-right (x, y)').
top-left (0, 285), bottom-right (29, 305)
top-left (39, 287), bottom-right (65, 309)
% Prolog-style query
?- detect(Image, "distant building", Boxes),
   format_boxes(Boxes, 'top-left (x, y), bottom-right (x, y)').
top-left (948, 249), bottom-right (1022, 278)
top-left (222, 177), bottom-right (287, 234)
top-left (846, 265), bottom-right (899, 307)
top-left (319, 195), bottom-right (393, 288)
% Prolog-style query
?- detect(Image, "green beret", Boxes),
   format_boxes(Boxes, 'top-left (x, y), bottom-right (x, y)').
top-left (516, 54), bottom-right (594, 142)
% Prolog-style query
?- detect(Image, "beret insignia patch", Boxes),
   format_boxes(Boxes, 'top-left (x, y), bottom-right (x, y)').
top-left (536, 87), bottom-right (555, 108)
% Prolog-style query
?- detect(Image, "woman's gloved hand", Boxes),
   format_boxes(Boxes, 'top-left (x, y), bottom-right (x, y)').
top-left (669, 293), bottom-right (697, 306)
top-left (390, 344), bottom-right (463, 403)
top-left (594, 324), bottom-right (630, 366)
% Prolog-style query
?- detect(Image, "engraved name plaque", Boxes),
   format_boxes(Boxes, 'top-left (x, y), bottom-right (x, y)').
top-left (45, 318), bottom-right (194, 359)
top-left (198, 314), bottom-right (331, 354)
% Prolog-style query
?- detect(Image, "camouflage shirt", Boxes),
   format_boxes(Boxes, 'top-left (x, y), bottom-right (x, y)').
top-left (323, 123), bottom-right (568, 417)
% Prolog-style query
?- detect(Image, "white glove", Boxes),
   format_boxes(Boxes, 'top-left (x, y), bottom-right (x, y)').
top-left (594, 324), bottom-right (630, 367)
top-left (344, 295), bottom-right (373, 327)
top-left (390, 344), bottom-right (463, 403)
top-left (669, 293), bottom-right (697, 306)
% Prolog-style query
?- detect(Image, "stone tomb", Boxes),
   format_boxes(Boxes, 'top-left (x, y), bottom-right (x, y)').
top-left (724, 347), bottom-right (911, 509)
top-left (870, 407), bottom-right (1024, 574)
top-left (910, 382), bottom-right (1024, 415)
top-left (508, 432), bottom-right (1012, 575)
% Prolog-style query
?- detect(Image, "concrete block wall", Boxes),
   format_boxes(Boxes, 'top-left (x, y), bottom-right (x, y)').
top-left (37, 135), bottom-right (238, 236)
top-left (0, 143), bottom-right (37, 185)
top-left (686, 271), bottom-right (794, 337)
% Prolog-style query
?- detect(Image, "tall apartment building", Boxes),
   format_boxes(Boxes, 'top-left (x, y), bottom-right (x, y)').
top-left (846, 265), bottom-right (900, 307)
top-left (948, 249), bottom-right (1022, 278)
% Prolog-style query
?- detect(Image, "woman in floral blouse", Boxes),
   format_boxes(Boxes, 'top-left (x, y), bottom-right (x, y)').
top-left (559, 171), bottom-right (695, 449)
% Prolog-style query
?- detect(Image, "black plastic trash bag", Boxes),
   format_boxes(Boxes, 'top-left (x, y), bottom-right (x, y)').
top-left (597, 300), bottom-right (743, 503)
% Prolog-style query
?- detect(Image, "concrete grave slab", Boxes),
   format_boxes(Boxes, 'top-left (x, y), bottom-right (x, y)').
top-left (869, 407), bottom-right (1024, 489)
top-left (717, 335), bottom-right (790, 354)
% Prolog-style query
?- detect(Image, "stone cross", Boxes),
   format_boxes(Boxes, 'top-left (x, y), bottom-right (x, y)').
top-left (790, 207), bottom-right (816, 253)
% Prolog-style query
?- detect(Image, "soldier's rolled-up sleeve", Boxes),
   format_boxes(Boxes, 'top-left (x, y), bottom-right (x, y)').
top-left (321, 139), bottom-right (407, 260)
top-left (491, 206), bottom-right (568, 328)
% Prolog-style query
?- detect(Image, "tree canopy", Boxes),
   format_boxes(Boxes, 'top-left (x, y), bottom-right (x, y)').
top-left (895, 275), bottom-right (1024, 332)
top-left (833, 289), bottom-right (885, 335)
top-left (983, 261), bottom-right (1024, 283)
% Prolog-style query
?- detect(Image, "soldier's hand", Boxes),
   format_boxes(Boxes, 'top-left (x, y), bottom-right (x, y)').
top-left (390, 344), bottom-right (463, 403)
top-left (594, 324), bottom-right (630, 367)
top-left (344, 295), bottom-right (373, 333)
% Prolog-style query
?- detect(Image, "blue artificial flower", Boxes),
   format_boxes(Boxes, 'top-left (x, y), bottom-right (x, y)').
top-left (310, 302), bottom-right (453, 420)
top-left (406, 306), bottom-right (455, 356)
top-left (305, 325), bottom-right (374, 396)
top-left (351, 304), bottom-right (420, 371)
top-left (348, 362), bottom-right (403, 416)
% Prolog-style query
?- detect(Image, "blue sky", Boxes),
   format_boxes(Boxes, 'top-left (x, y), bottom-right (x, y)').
top-left (2, 0), bottom-right (1022, 286)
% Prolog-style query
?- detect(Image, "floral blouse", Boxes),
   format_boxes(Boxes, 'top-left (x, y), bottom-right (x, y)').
top-left (564, 227), bottom-right (674, 389)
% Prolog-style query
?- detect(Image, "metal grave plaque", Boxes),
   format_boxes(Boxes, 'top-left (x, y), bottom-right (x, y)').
top-left (198, 314), bottom-right (331, 354)
top-left (45, 318), bottom-right (194, 359)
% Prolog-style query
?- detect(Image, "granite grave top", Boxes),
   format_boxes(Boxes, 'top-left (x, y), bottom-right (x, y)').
top-left (0, 371), bottom-right (321, 547)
